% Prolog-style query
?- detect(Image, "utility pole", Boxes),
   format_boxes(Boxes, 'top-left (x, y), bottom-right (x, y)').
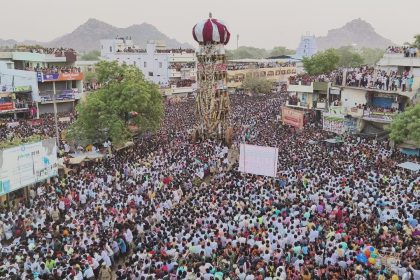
top-left (237, 34), bottom-right (239, 49)
top-left (53, 81), bottom-right (60, 147)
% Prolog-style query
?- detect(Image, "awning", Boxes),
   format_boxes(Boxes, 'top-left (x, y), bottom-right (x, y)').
top-left (397, 161), bottom-right (420, 172)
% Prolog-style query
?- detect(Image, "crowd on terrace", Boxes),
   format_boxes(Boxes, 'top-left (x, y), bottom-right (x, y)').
top-left (33, 66), bottom-right (82, 75)
top-left (228, 62), bottom-right (296, 71)
top-left (386, 46), bottom-right (418, 57)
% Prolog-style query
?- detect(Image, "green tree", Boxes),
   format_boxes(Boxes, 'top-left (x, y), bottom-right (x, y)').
top-left (387, 103), bottom-right (420, 145)
top-left (242, 76), bottom-right (273, 94)
top-left (66, 61), bottom-right (163, 146)
top-left (269, 46), bottom-right (295, 57)
top-left (336, 46), bottom-right (364, 67)
top-left (360, 48), bottom-right (385, 65)
top-left (302, 49), bottom-right (340, 76)
top-left (413, 34), bottom-right (420, 49)
top-left (84, 71), bottom-right (98, 84)
top-left (80, 50), bottom-right (101, 61)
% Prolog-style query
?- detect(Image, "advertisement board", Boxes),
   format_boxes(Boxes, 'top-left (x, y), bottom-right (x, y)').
top-left (37, 72), bottom-right (84, 82)
top-left (323, 115), bottom-right (346, 135)
top-left (281, 107), bottom-right (304, 129)
top-left (0, 138), bottom-right (58, 196)
top-left (239, 144), bottom-right (279, 177)
top-left (0, 102), bottom-right (14, 111)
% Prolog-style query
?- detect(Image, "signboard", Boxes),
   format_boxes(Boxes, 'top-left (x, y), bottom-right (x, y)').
top-left (37, 72), bottom-right (84, 82)
top-left (239, 144), bottom-right (279, 177)
top-left (0, 138), bottom-right (58, 196)
top-left (0, 102), bottom-right (14, 111)
top-left (13, 86), bottom-right (32, 92)
top-left (323, 115), bottom-right (346, 135)
top-left (281, 107), bottom-right (304, 129)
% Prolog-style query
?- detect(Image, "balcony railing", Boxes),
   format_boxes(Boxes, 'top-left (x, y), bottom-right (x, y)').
top-left (39, 89), bottom-right (76, 102)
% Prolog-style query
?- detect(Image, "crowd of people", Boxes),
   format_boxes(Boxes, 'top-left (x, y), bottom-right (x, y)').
top-left (0, 93), bottom-right (418, 280)
top-left (385, 46), bottom-right (418, 57)
top-left (227, 62), bottom-right (296, 71)
top-left (344, 67), bottom-right (414, 92)
top-left (12, 47), bottom-right (78, 57)
top-left (34, 67), bottom-right (82, 75)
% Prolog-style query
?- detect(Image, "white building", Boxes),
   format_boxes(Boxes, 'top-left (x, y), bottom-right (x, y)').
top-left (100, 37), bottom-right (197, 96)
top-left (295, 34), bottom-right (317, 59)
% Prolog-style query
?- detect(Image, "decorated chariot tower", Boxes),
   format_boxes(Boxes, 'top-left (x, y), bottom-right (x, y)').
top-left (192, 14), bottom-right (232, 143)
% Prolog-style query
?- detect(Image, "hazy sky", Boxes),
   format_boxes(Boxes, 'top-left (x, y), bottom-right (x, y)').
top-left (2, 0), bottom-right (419, 49)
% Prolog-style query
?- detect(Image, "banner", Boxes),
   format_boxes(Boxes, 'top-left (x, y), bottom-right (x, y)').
top-left (0, 138), bottom-right (58, 196)
top-left (281, 107), bottom-right (304, 129)
top-left (323, 116), bottom-right (346, 134)
top-left (13, 86), bottom-right (32, 92)
top-left (37, 72), bottom-right (83, 82)
top-left (0, 102), bottom-right (14, 111)
top-left (239, 144), bottom-right (279, 177)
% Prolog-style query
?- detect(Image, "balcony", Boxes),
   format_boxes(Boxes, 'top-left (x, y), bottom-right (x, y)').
top-left (362, 110), bottom-right (398, 124)
top-left (288, 82), bottom-right (314, 93)
top-left (39, 89), bottom-right (76, 103)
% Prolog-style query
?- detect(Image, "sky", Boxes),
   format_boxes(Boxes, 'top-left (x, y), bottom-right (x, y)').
top-left (1, 0), bottom-right (419, 50)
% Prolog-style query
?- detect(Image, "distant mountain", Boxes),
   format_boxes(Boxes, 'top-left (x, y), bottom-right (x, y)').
top-left (315, 18), bottom-right (395, 50)
top-left (0, 18), bottom-right (193, 51)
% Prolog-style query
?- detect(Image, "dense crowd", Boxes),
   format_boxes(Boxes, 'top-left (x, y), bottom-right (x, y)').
top-left (12, 47), bottom-right (78, 57)
top-left (345, 67), bottom-right (414, 92)
top-left (34, 67), bottom-right (82, 75)
top-left (385, 46), bottom-right (417, 57)
top-left (227, 62), bottom-right (296, 71)
top-left (0, 93), bottom-right (419, 280)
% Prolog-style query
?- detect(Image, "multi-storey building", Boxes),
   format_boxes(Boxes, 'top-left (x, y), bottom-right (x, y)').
top-left (226, 59), bottom-right (297, 91)
top-left (100, 37), bottom-right (197, 97)
top-left (0, 46), bottom-right (84, 116)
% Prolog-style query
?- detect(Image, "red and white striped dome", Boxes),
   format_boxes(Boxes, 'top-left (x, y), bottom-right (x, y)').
top-left (192, 14), bottom-right (230, 45)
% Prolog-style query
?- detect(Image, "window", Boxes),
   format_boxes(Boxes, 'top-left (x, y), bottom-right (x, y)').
top-left (109, 46), bottom-right (112, 52)
top-left (148, 72), bottom-right (153, 77)
top-left (159, 62), bottom-right (163, 68)
top-left (144, 62), bottom-right (147, 68)
top-left (133, 61), bottom-right (136, 66)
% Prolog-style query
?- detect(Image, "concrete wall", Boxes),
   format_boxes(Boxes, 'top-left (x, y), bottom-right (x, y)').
top-left (341, 87), bottom-right (367, 109)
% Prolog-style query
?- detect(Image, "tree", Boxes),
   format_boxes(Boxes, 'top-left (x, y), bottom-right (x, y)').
top-left (413, 34), bottom-right (420, 49)
top-left (80, 50), bottom-right (101, 61)
top-left (387, 103), bottom-right (420, 145)
top-left (225, 46), bottom-right (295, 60)
top-left (360, 48), bottom-right (385, 65)
top-left (242, 76), bottom-right (273, 94)
top-left (336, 46), bottom-right (364, 67)
top-left (302, 49), bottom-right (340, 76)
top-left (66, 61), bottom-right (163, 146)
top-left (269, 46), bottom-right (295, 57)
top-left (84, 71), bottom-right (98, 85)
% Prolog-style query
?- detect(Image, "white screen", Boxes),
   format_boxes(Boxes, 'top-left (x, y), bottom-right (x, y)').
top-left (238, 144), bottom-right (278, 177)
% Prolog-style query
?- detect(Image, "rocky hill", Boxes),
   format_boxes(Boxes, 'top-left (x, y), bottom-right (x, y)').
top-left (316, 18), bottom-right (395, 50)
top-left (0, 18), bottom-right (192, 51)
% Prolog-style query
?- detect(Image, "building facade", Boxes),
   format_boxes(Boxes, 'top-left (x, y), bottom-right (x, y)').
top-left (0, 47), bottom-right (84, 116)
top-left (100, 38), bottom-right (197, 97)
